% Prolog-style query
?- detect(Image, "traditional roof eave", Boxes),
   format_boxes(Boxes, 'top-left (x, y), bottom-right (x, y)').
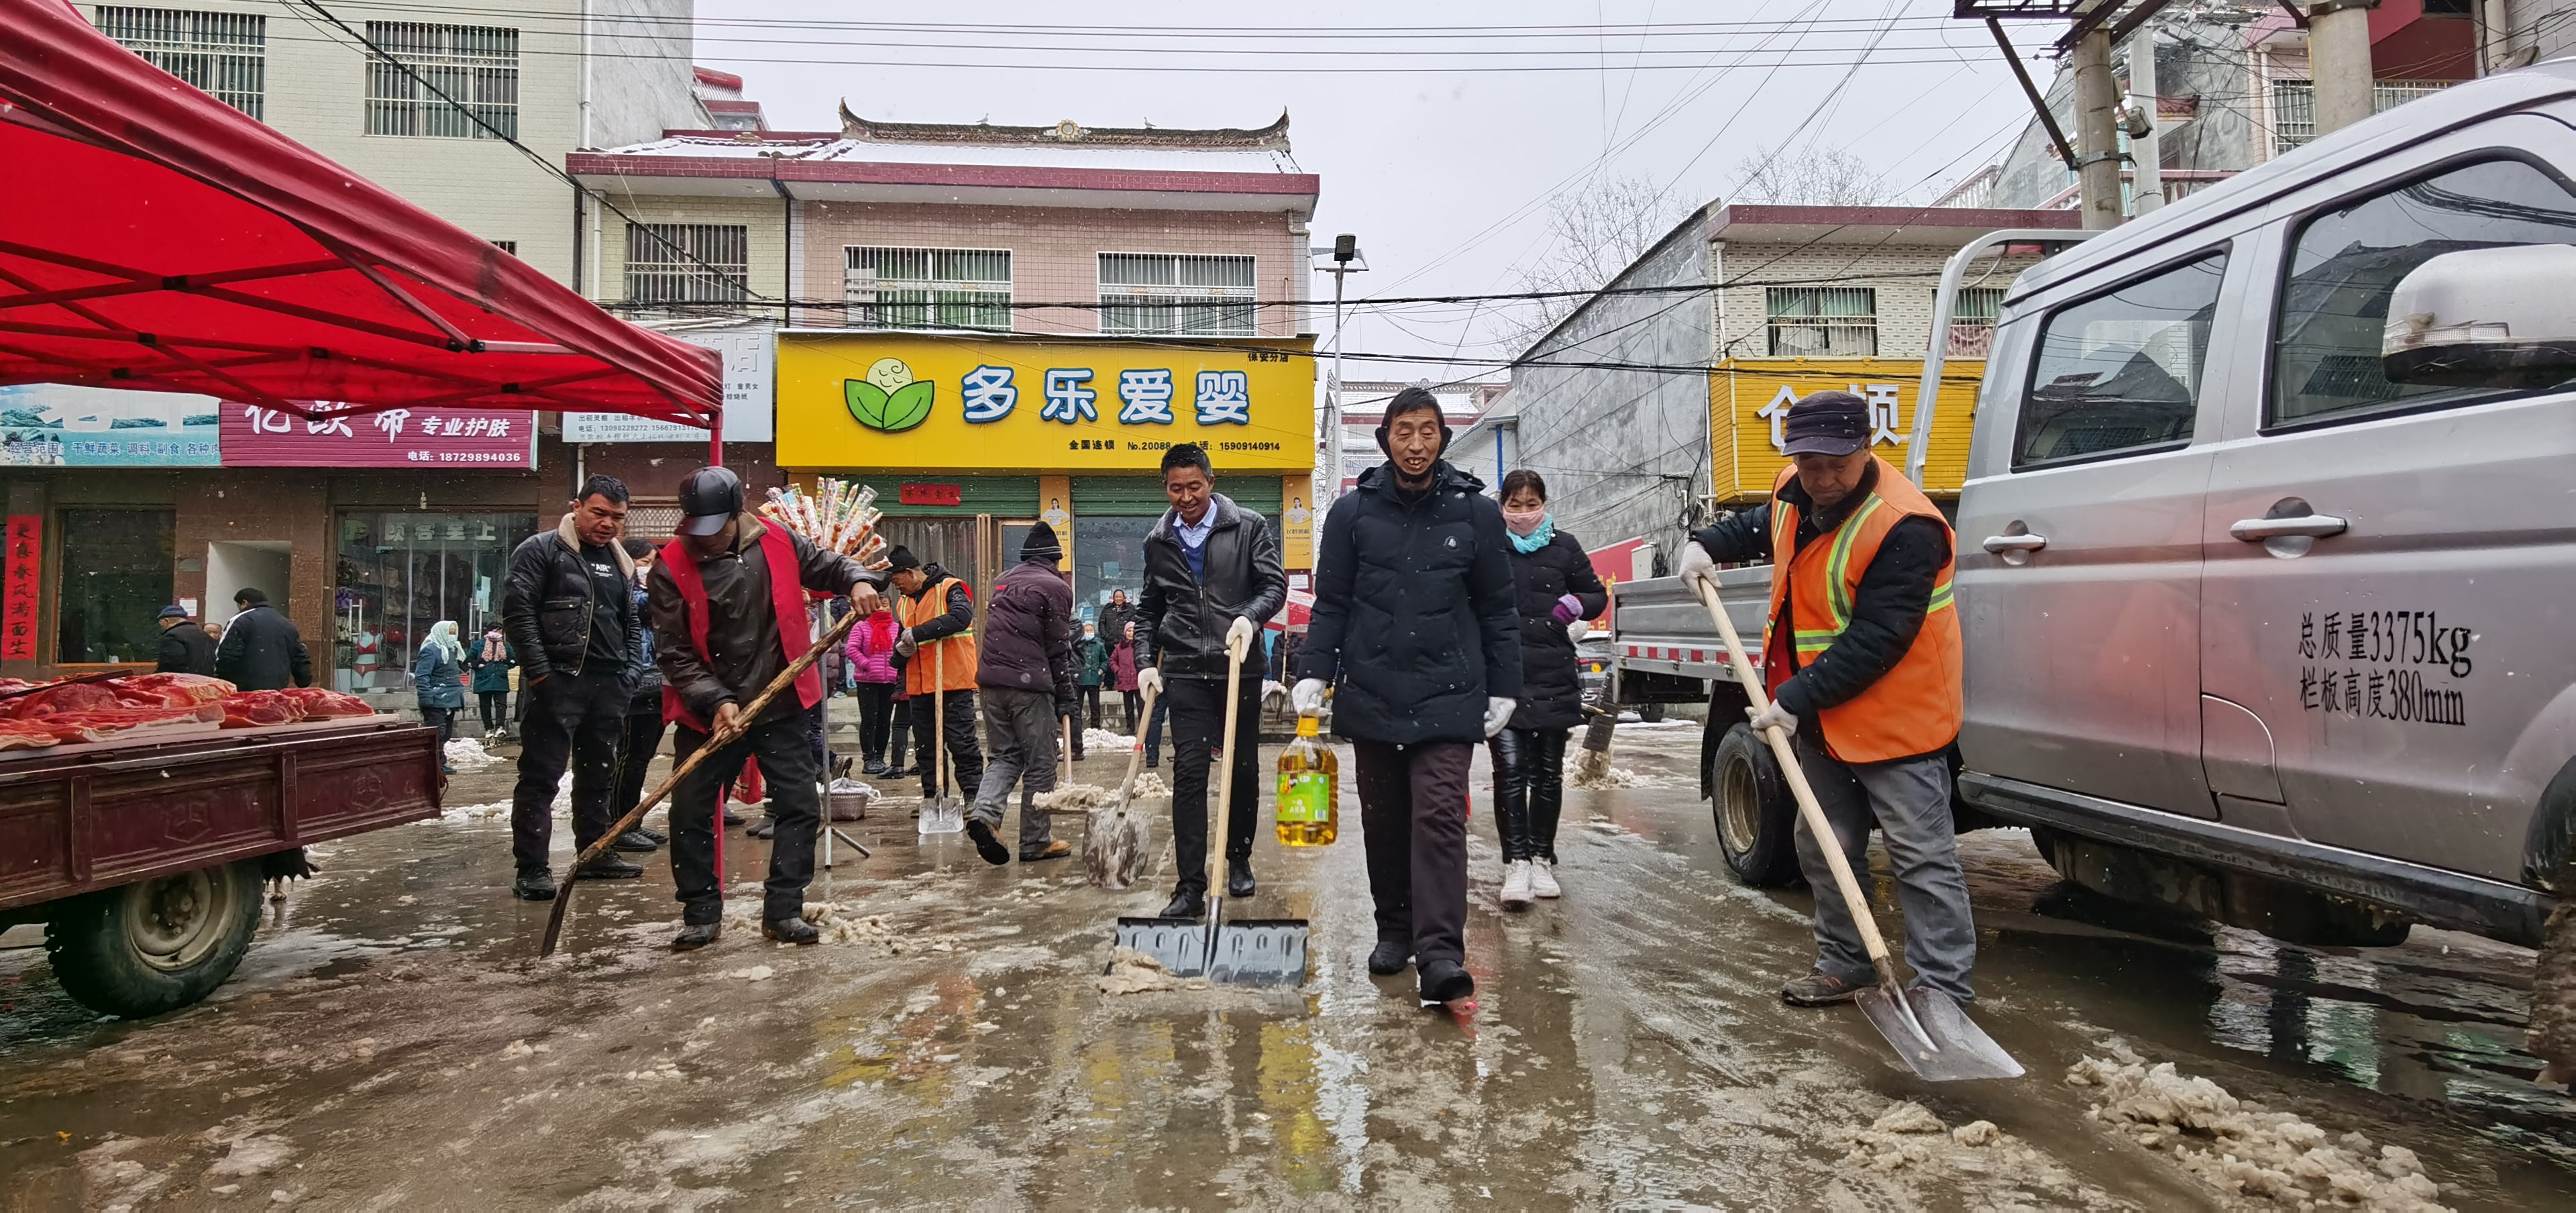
top-left (838, 102), bottom-right (1291, 150)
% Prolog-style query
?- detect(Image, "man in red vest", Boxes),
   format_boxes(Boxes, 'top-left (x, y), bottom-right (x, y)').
top-left (1676, 390), bottom-right (1974, 1011)
top-left (650, 466), bottom-right (884, 950)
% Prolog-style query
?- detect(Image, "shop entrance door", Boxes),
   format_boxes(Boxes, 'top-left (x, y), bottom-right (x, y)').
top-left (207, 540), bottom-right (290, 623)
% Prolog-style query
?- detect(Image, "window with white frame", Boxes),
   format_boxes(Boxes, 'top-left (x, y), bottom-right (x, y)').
top-left (1766, 286), bottom-right (1876, 357)
top-left (2269, 78), bottom-right (2452, 154)
top-left (1098, 254), bottom-right (1256, 335)
top-left (364, 21), bottom-right (518, 140)
top-left (624, 223), bottom-right (749, 305)
top-left (845, 247), bottom-right (1012, 330)
top-left (1947, 285), bottom-right (2008, 357)
top-left (94, 7), bottom-right (265, 119)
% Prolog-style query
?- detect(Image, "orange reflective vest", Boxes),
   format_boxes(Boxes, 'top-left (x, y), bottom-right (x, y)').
top-left (898, 576), bottom-right (977, 696)
top-left (1763, 458), bottom-right (1962, 763)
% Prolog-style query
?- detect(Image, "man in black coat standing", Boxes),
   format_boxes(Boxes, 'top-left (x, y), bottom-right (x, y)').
top-left (1136, 443), bottom-right (1287, 916)
top-left (214, 588), bottom-right (311, 691)
top-left (155, 604), bottom-right (217, 675)
top-left (1294, 388), bottom-right (1521, 1005)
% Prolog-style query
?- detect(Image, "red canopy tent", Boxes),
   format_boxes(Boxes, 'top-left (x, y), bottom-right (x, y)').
top-left (0, 0), bottom-right (720, 429)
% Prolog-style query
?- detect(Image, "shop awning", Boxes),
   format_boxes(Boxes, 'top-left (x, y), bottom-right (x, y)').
top-left (0, 0), bottom-right (719, 425)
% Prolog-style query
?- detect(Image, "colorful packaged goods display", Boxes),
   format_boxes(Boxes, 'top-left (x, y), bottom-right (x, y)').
top-left (759, 478), bottom-right (892, 570)
top-left (0, 672), bottom-right (382, 750)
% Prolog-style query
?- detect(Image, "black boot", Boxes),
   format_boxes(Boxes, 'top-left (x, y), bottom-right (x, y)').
top-left (1367, 939), bottom-right (1411, 975)
top-left (671, 921), bottom-right (721, 951)
top-left (965, 818), bottom-right (1011, 865)
top-left (612, 828), bottom-right (661, 853)
top-left (763, 916), bottom-right (820, 945)
top-left (576, 854), bottom-right (644, 880)
top-left (746, 818), bottom-right (777, 840)
top-left (1419, 957), bottom-right (1475, 1004)
top-left (1226, 856), bottom-right (1254, 898)
top-left (512, 869), bottom-right (556, 901)
top-left (637, 825), bottom-right (669, 845)
top-left (1487, 730), bottom-right (1534, 864)
top-left (1159, 888), bottom-right (1204, 919)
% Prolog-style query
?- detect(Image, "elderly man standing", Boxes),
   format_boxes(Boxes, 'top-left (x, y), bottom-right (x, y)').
top-left (1675, 389), bottom-right (1972, 1011)
top-left (1294, 388), bottom-right (1519, 1006)
top-left (961, 523), bottom-right (1079, 866)
top-left (651, 466), bottom-right (884, 950)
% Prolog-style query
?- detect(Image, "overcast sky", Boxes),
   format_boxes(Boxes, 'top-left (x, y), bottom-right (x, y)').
top-left (694, 1), bottom-right (2047, 380)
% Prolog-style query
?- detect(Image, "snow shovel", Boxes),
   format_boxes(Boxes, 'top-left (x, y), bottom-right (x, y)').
top-left (541, 604), bottom-right (863, 957)
top-left (1690, 579), bottom-right (2021, 1082)
top-left (919, 643), bottom-right (963, 835)
top-left (1082, 681), bottom-right (1158, 890)
top-left (1112, 633), bottom-right (1308, 986)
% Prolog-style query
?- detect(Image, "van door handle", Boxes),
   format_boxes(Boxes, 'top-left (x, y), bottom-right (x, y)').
top-left (1980, 534), bottom-right (2048, 553)
top-left (2230, 515), bottom-right (2347, 541)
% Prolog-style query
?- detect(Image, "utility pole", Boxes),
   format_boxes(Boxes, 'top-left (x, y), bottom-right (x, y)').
top-left (2127, 30), bottom-right (2163, 217)
top-left (2310, 0), bottom-right (2381, 138)
top-left (2072, 24), bottom-right (2123, 229)
top-left (1313, 235), bottom-right (1363, 511)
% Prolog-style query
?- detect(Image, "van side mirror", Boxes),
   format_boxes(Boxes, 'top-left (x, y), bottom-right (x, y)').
top-left (2383, 244), bottom-right (2576, 389)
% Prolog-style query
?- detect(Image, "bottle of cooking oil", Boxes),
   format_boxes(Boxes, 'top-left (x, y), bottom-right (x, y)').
top-left (1275, 712), bottom-right (1338, 846)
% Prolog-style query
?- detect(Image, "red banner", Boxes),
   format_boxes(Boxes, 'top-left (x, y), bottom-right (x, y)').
top-left (220, 404), bottom-right (537, 468)
top-left (899, 483), bottom-right (961, 507)
top-left (4, 514), bottom-right (39, 660)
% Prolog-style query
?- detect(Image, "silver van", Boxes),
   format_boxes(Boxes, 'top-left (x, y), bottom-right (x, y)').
top-left (1951, 62), bottom-right (2576, 950)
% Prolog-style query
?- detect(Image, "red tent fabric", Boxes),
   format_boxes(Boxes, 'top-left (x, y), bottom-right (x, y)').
top-left (0, 0), bottom-right (718, 424)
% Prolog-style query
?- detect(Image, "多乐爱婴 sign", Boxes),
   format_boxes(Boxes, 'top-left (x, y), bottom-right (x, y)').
top-left (220, 405), bottom-right (538, 468)
top-left (776, 333), bottom-right (1315, 472)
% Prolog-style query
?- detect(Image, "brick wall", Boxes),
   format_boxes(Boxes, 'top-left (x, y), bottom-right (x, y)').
top-left (796, 202), bottom-right (1305, 336)
top-left (1713, 241), bottom-right (2047, 360)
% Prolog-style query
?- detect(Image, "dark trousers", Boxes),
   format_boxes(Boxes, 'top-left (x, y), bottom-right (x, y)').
top-left (1167, 675), bottom-right (1261, 896)
top-left (615, 701), bottom-right (667, 819)
top-left (854, 681), bottom-right (895, 764)
top-left (1142, 694), bottom-right (1171, 763)
top-left (1120, 690), bottom-right (1142, 731)
top-left (1487, 727), bottom-right (1570, 862)
top-left (422, 705), bottom-right (455, 750)
top-left (1353, 739), bottom-right (1474, 966)
top-left (667, 711), bottom-right (822, 926)
top-left (912, 687), bottom-right (983, 799)
top-left (1081, 685), bottom-right (1104, 729)
top-left (509, 671), bottom-right (629, 875)
top-left (476, 690), bottom-right (508, 733)
top-left (889, 698), bottom-right (912, 772)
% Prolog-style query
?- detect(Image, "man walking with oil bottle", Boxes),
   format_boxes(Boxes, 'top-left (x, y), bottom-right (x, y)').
top-left (1134, 443), bottom-right (1287, 920)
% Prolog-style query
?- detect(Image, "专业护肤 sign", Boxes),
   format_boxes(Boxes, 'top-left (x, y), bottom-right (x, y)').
top-left (220, 405), bottom-right (538, 468)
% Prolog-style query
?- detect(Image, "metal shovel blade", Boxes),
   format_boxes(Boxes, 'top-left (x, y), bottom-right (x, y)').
top-left (1855, 986), bottom-right (2025, 1082)
top-left (1111, 916), bottom-right (1309, 986)
top-left (1114, 915), bottom-right (1212, 978)
top-left (918, 796), bottom-right (963, 835)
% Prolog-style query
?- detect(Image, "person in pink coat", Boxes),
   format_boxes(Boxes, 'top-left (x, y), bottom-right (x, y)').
top-left (1110, 619), bottom-right (1141, 729)
top-left (844, 606), bottom-right (902, 775)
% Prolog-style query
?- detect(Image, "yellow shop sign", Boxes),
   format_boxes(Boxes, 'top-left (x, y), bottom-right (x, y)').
top-left (1710, 358), bottom-right (1984, 500)
top-left (777, 332), bottom-right (1316, 472)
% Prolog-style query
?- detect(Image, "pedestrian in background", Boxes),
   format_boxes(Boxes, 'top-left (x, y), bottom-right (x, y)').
top-left (502, 475), bottom-right (647, 900)
top-left (154, 604), bottom-right (215, 675)
top-left (1077, 620), bottom-right (1109, 735)
top-left (1295, 386), bottom-right (1520, 1006)
top-left (1097, 589), bottom-right (1136, 660)
top-left (610, 537), bottom-right (668, 854)
top-left (1135, 443), bottom-right (1287, 916)
top-left (844, 601), bottom-right (900, 774)
top-left (215, 587), bottom-right (311, 692)
top-left (888, 546), bottom-right (983, 804)
top-left (962, 523), bottom-right (1078, 865)
top-left (467, 625), bottom-right (513, 738)
top-left (1065, 610), bottom-right (1090, 763)
top-left (413, 619), bottom-right (466, 771)
top-left (1489, 469), bottom-right (1607, 909)
top-left (1111, 621), bottom-right (1140, 731)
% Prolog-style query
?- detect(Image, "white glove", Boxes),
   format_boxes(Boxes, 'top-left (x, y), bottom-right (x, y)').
top-left (1261, 679), bottom-right (1286, 700)
top-left (1136, 666), bottom-right (1163, 697)
top-left (1565, 619), bottom-right (1590, 643)
top-left (1483, 696), bottom-right (1516, 737)
top-left (1747, 701), bottom-right (1797, 737)
top-left (1676, 540), bottom-right (1719, 596)
top-left (894, 627), bottom-right (918, 657)
top-left (1224, 615), bottom-right (1257, 653)
top-left (1291, 678), bottom-right (1328, 715)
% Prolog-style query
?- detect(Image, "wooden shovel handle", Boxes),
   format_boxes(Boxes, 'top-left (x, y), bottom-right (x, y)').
top-left (1690, 578), bottom-right (1896, 969)
top-left (1109, 682), bottom-right (1159, 814)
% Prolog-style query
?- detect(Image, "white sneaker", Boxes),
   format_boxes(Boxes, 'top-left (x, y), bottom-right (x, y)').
top-left (1529, 859), bottom-right (1561, 899)
top-left (1499, 859), bottom-right (1534, 910)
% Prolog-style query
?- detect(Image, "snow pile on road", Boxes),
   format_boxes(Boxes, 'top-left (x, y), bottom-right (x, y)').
top-left (722, 965), bottom-right (774, 982)
top-left (1033, 783), bottom-right (1112, 813)
top-left (1130, 772), bottom-right (1171, 798)
top-left (1082, 727), bottom-right (1134, 752)
top-left (1823, 1098), bottom-right (2075, 1191)
top-left (1566, 752), bottom-right (1642, 789)
top-left (438, 800), bottom-right (511, 823)
top-left (1097, 946), bottom-right (1207, 995)
top-left (2065, 1048), bottom-right (2449, 1210)
top-left (444, 737), bottom-right (500, 772)
top-left (719, 902), bottom-right (956, 954)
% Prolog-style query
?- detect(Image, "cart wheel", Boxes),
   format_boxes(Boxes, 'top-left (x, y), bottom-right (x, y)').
top-left (46, 859), bottom-right (262, 1017)
top-left (1711, 724), bottom-right (1803, 888)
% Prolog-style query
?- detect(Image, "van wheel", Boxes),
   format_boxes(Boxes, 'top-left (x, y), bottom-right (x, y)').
top-left (1712, 724), bottom-right (1803, 887)
top-left (46, 861), bottom-right (262, 1018)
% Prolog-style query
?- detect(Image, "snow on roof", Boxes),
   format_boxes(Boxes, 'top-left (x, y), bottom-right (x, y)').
top-left (584, 131), bottom-right (1303, 176)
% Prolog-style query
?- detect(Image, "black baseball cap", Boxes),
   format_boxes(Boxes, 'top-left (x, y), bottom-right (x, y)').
top-left (678, 466), bottom-right (744, 536)
top-left (1780, 390), bottom-right (1870, 458)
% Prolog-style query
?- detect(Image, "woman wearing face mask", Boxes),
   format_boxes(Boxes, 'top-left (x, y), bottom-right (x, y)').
top-left (1491, 470), bottom-right (1608, 909)
top-left (415, 619), bottom-right (468, 771)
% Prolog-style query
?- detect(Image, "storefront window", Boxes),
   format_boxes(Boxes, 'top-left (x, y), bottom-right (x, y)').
top-left (333, 511), bottom-right (533, 692)
top-left (57, 509), bottom-right (174, 664)
top-left (1072, 516), bottom-right (1154, 619)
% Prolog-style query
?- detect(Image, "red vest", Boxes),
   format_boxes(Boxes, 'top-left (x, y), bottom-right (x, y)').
top-left (658, 523), bottom-right (821, 731)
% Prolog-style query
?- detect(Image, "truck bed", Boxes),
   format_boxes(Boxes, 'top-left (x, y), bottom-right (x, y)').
top-left (1611, 568), bottom-right (1772, 685)
top-left (0, 717), bottom-right (442, 915)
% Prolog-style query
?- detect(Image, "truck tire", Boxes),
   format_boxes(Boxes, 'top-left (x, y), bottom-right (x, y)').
top-left (1711, 723), bottom-right (1803, 887)
top-left (45, 860), bottom-right (262, 1018)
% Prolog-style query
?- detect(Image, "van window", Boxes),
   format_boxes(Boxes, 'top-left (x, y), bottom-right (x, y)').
top-left (2013, 252), bottom-right (2225, 469)
top-left (2273, 158), bottom-right (2576, 425)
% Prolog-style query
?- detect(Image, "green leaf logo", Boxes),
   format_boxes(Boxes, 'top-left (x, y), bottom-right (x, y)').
top-left (845, 358), bottom-right (936, 433)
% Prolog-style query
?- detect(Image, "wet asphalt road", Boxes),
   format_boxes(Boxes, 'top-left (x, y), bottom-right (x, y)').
top-left (3, 713), bottom-right (2574, 1209)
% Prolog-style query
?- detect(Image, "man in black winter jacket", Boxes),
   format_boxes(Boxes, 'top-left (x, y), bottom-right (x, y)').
top-left (963, 523), bottom-right (1079, 866)
top-left (214, 588), bottom-right (310, 691)
top-left (156, 604), bottom-right (217, 675)
top-left (1136, 443), bottom-right (1287, 916)
top-left (502, 475), bottom-right (649, 900)
top-left (1294, 388), bottom-right (1520, 1005)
